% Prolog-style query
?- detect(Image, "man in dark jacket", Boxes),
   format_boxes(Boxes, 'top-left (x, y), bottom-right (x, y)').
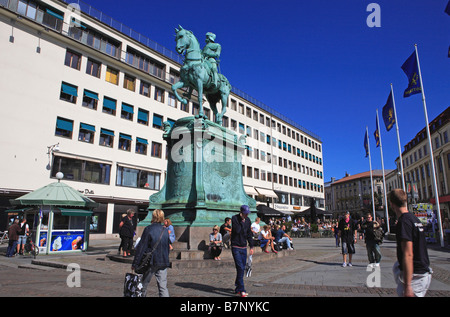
top-left (361, 212), bottom-right (382, 267)
top-left (6, 219), bottom-right (21, 257)
top-left (230, 205), bottom-right (254, 297)
top-left (132, 209), bottom-right (170, 297)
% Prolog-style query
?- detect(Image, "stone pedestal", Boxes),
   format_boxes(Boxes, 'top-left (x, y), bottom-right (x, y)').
top-left (138, 116), bottom-right (256, 250)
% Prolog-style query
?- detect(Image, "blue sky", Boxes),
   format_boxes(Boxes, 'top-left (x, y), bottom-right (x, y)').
top-left (86, 0), bottom-right (449, 181)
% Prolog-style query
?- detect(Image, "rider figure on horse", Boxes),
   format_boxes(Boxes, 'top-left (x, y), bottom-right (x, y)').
top-left (202, 32), bottom-right (221, 89)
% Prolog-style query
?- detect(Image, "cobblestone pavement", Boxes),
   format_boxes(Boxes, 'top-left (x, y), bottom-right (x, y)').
top-left (0, 238), bottom-right (449, 298)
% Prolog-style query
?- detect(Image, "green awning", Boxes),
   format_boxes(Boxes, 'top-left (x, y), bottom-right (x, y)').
top-left (56, 118), bottom-right (73, 131)
top-left (136, 137), bottom-right (148, 145)
top-left (119, 133), bottom-right (132, 141)
top-left (61, 82), bottom-right (78, 97)
top-left (59, 209), bottom-right (93, 217)
top-left (84, 90), bottom-right (99, 100)
top-left (100, 128), bottom-right (114, 136)
top-left (121, 103), bottom-right (134, 114)
top-left (80, 123), bottom-right (95, 132)
top-left (11, 181), bottom-right (98, 208)
top-left (46, 8), bottom-right (64, 20)
top-left (153, 115), bottom-right (162, 127)
top-left (103, 97), bottom-right (116, 110)
top-left (138, 109), bottom-right (148, 122)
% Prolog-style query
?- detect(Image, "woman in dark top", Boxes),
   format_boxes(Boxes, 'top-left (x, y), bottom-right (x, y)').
top-left (119, 209), bottom-right (135, 257)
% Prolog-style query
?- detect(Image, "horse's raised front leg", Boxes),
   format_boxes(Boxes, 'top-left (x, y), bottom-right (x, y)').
top-left (172, 81), bottom-right (188, 105)
top-left (217, 92), bottom-right (229, 124)
top-left (196, 79), bottom-right (204, 118)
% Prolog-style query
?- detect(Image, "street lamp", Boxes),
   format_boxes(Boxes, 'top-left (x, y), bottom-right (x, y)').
top-left (46, 143), bottom-right (60, 170)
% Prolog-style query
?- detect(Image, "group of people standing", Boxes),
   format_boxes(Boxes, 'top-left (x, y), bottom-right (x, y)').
top-left (334, 189), bottom-right (432, 297)
top-left (335, 211), bottom-right (383, 268)
top-left (5, 218), bottom-right (29, 258)
top-left (126, 187), bottom-right (432, 298)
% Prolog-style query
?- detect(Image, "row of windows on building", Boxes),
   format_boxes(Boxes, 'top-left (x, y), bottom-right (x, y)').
top-left (64, 48), bottom-right (322, 157)
top-left (243, 147), bottom-right (323, 180)
top-left (402, 152), bottom-right (450, 200)
top-left (242, 164), bottom-right (324, 193)
top-left (229, 98), bottom-right (322, 153)
top-left (11, 0), bottom-right (322, 158)
top-left (402, 131), bottom-right (449, 169)
top-left (55, 116), bottom-right (164, 157)
top-left (66, 45), bottom-right (321, 156)
top-left (51, 155), bottom-right (161, 191)
top-left (50, 153), bottom-right (323, 197)
top-left (55, 112), bottom-right (324, 187)
top-left (60, 78), bottom-right (323, 174)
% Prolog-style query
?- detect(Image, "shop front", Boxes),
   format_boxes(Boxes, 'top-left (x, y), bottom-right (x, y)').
top-left (35, 207), bottom-right (92, 254)
top-left (10, 178), bottom-right (98, 255)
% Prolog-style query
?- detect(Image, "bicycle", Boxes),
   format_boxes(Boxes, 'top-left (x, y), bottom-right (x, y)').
top-left (24, 236), bottom-right (39, 259)
top-left (0, 231), bottom-right (8, 244)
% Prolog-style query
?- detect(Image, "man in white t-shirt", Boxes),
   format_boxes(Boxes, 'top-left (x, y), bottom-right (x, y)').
top-left (251, 217), bottom-right (261, 238)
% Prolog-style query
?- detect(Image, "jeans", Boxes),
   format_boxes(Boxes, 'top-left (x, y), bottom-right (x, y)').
top-left (231, 247), bottom-right (247, 293)
top-left (141, 267), bottom-right (169, 297)
top-left (366, 240), bottom-right (382, 264)
top-left (278, 237), bottom-right (292, 249)
top-left (6, 240), bottom-right (18, 257)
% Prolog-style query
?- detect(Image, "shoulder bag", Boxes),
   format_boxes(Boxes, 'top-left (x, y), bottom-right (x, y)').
top-left (134, 227), bottom-right (165, 274)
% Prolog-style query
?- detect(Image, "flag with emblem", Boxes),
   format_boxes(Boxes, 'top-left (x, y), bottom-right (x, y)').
top-left (374, 115), bottom-right (380, 147)
top-left (382, 90), bottom-right (396, 131)
top-left (401, 51), bottom-right (421, 97)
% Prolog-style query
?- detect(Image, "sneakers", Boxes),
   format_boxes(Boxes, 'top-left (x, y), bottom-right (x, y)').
top-left (237, 291), bottom-right (248, 297)
top-left (342, 262), bottom-right (352, 267)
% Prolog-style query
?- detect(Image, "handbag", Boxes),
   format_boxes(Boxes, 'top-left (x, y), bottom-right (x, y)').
top-left (134, 228), bottom-right (165, 274)
top-left (123, 272), bottom-right (144, 297)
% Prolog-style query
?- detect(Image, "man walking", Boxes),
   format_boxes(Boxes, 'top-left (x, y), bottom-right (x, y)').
top-left (388, 189), bottom-right (432, 297)
top-left (361, 212), bottom-right (382, 267)
top-left (231, 205), bottom-right (254, 297)
top-left (338, 211), bottom-right (357, 267)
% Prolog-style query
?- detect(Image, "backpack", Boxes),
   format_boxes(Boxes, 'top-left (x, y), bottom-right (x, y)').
top-left (373, 227), bottom-right (384, 244)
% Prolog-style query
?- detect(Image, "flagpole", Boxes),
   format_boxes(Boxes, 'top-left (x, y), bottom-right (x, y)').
top-left (376, 110), bottom-right (391, 233)
top-left (390, 84), bottom-right (406, 192)
top-left (415, 44), bottom-right (445, 248)
top-left (366, 126), bottom-right (376, 220)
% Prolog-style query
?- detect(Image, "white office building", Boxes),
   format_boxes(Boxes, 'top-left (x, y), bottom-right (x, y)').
top-left (0, 0), bottom-right (324, 238)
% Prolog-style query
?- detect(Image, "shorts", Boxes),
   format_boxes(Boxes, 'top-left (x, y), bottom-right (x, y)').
top-left (260, 239), bottom-right (269, 248)
top-left (393, 262), bottom-right (432, 297)
top-left (18, 235), bottom-right (27, 245)
top-left (341, 241), bottom-right (355, 254)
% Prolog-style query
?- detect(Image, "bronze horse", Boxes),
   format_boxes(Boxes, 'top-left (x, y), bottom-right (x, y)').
top-left (172, 26), bottom-right (231, 125)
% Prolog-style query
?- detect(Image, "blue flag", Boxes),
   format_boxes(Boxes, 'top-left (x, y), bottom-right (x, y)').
top-left (374, 116), bottom-right (380, 148)
top-left (364, 130), bottom-right (369, 157)
top-left (401, 51), bottom-right (422, 98)
top-left (382, 91), bottom-right (396, 131)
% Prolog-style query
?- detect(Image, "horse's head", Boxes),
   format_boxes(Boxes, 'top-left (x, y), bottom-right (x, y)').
top-left (175, 25), bottom-right (192, 55)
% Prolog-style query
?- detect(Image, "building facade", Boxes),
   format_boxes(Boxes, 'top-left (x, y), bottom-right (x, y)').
top-left (325, 170), bottom-right (392, 218)
top-left (394, 107), bottom-right (450, 220)
top-left (0, 0), bottom-right (324, 237)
